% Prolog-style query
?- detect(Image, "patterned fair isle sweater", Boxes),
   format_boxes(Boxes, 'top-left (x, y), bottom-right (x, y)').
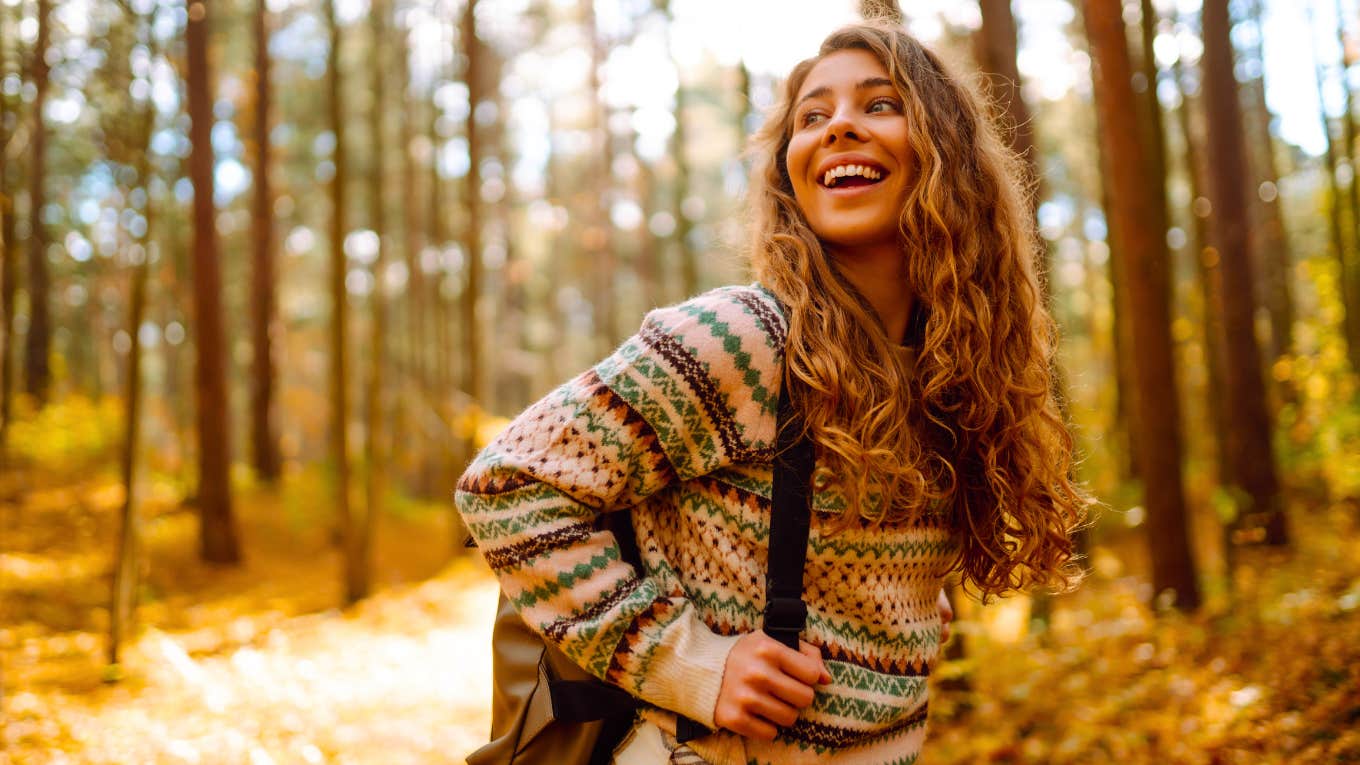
top-left (455, 284), bottom-right (956, 765)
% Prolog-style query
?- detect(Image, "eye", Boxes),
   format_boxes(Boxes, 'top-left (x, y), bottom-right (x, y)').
top-left (867, 97), bottom-right (902, 114)
top-left (799, 110), bottom-right (827, 127)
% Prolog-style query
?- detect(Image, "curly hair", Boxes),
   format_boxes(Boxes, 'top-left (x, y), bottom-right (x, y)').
top-left (746, 21), bottom-right (1090, 599)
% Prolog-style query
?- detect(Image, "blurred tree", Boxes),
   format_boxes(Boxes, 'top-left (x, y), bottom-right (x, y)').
top-left (324, 0), bottom-right (358, 602)
top-left (24, 0), bottom-right (51, 405)
top-left (0, 0), bottom-right (17, 455)
top-left (583, 0), bottom-right (617, 353)
top-left (1200, 0), bottom-right (1288, 548)
top-left (973, 0), bottom-right (1040, 211)
top-left (1171, 16), bottom-right (1234, 575)
top-left (186, 0), bottom-right (240, 564)
top-left (111, 0), bottom-right (159, 665)
top-left (1083, 0), bottom-right (1200, 610)
top-left (659, 0), bottom-right (696, 303)
top-left (462, 0), bottom-right (483, 415)
top-left (249, 0), bottom-right (281, 483)
top-left (1244, 0), bottom-right (1295, 364)
top-left (357, 0), bottom-right (393, 602)
top-left (1313, 12), bottom-right (1360, 369)
top-left (1335, 3), bottom-right (1360, 374)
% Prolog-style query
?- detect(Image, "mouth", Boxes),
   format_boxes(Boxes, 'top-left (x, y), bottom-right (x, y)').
top-left (818, 161), bottom-right (888, 189)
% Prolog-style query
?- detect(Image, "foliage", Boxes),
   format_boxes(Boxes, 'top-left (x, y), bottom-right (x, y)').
top-left (5, 395), bottom-right (124, 469)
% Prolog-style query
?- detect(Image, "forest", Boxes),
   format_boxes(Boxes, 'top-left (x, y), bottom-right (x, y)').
top-left (1, 0), bottom-right (1358, 762)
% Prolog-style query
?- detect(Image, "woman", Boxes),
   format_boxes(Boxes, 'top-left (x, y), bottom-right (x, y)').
top-left (456, 20), bottom-right (1089, 765)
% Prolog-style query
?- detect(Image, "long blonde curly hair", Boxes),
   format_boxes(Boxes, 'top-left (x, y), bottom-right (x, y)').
top-left (747, 21), bottom-right (1090, 599)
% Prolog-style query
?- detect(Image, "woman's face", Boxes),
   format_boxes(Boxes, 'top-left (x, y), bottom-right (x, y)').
top-left (785, 48), bottom-right (914, 253)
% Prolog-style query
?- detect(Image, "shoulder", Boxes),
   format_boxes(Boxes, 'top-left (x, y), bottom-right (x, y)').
top-left (593, 284), bottom-right (786, 470)
top-left (641, 283), bottom-right (788, 357)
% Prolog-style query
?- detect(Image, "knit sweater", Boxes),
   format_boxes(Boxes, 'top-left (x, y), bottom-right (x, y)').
top-left (455, 284), bottom-right (956, 765)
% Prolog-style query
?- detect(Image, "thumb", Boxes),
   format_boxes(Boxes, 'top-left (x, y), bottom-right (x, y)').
top-left (799, 640), bottom-right (831, 684)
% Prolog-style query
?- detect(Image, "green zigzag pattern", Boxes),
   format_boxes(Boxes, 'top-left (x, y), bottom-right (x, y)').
top-left (812, 685), bottom-right (927, 725)
top-left (675, 298), bottom-right (780, 427)
top-left (827, 660), bottom-right (930, 696)
top-left (509, 547), bottom-right (621, 611)
top-left (811, 613), bottom-right (938, 654)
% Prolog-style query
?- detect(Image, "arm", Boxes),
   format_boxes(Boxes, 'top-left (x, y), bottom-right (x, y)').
top-left (456, 288), bottom-right (786, 729)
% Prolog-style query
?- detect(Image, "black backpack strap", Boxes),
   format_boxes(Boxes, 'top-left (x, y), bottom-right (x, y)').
top-left (676, 372), bottom-right (814, 744)
top-left (763, 376), bottom-right (815, 650)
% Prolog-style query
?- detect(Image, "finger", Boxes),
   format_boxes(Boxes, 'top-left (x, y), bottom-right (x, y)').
top-left (747, 692), bottom-right (801, 729)
top-left (792, 640), bottom-right (831, 685)
top-left (730, 714), bottom-right (779, 742)
top-left (760, 670), bottom-right (817, 709)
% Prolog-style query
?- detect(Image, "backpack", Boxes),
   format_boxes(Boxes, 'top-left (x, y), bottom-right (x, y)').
top-left (466, 377), bottom-right (815, 765)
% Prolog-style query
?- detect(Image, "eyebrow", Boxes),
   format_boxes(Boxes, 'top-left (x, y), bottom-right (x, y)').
top-left (795, 77), bottom-right (896, 109)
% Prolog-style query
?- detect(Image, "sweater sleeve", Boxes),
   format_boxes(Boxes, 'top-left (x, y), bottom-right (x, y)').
top-left (454, 286), bottom-right (786, 730)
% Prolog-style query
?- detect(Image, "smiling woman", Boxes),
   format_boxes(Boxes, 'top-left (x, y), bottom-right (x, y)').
top-left (456, 19), bottom-right (1088, 765)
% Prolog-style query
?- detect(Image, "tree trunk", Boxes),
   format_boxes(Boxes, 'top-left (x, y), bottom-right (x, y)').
top-left (1337, 0), bottom-right (1360, 353)
top-left (1171, 31), bottom-right (1234, 577)
top-left (1244, 0), bottom-right (1295, 363)
top-left (186, 0), bottom-right (240, 564)
top-left (24, 0), bottom-right (51, 404)
top-left (249, 0), bottom-right (281, 483)
top-left (584, 0), bottom-right (616, 353)
top-left (462, 0), bottom-right (483, 412)
top-left (356, 0), bottom-right (391, 604)
top-left (1083, 0), bottom-right (1200, 610)
top-left (324, 0), bottom-right (357, 600)
top-left (112, 34), bottom-right (158, 661)
top-left (973, 0), bottom-right (1040, 210)
top-left (0, 0), bottom-right (16, 456)
top-left (1314, 38), bottom-right (1360, 369)
top-left (1201, 0), bottom-right (1288, 547)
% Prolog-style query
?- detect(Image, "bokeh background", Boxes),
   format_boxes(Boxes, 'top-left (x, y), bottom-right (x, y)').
top-left (2, 0), bottom-right (1359, 763)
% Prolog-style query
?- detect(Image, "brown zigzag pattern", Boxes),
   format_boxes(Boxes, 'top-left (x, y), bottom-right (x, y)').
top-left (820, 641), bottom-right (931, 678)
top-left (638, 321), bottom-right (760, 464)
top-left (543, 574), bottom-right (645, 642)
top-left (456, 470), bottom-right (536, 495)
top-left (785, 705), bottom-right (928, 749)
top-left (583, 371), bottom-right (679, 486)
top-left (481, 521), bottom-right (594, 572)
top-left (604, 596), bottom-right (676, 684)
top-left (732, 288), bottom-right (788, 350)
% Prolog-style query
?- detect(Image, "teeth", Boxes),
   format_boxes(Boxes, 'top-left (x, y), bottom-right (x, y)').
top-left (822, 164), bottom-right (882, 187)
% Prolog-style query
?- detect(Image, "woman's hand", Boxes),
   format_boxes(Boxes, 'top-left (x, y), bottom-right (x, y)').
top-left (937, 588), bottom-right (954, 645)
top-left (713, 632), bottom-right (831, 741)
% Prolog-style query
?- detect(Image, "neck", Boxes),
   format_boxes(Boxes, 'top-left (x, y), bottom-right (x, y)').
top-left (829, 241), bottom-right (913, 345)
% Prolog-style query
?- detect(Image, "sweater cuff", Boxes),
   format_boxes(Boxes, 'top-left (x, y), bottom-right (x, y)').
top-left (641, 617), bottom-right (742, 730)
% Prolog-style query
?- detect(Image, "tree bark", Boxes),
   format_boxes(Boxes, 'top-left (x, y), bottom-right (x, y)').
top-left (1312, 26), bottom-right (1360, 371)
top-left (112, 23), bottom-right (158, 661)
top-left (1083, 0), bottom-right (1200, 610)
top-left (325, 0), bottom-right (360, 600)
top-left (1200, 0), bottom-right (1288, 547)
top-left (583, 0), bottom-right (616, 353)
top-left (462, 0), bottom-right (483, 411)
top-left (186, 0), bottom-right (240, 564)
top-left (1244, 0), bottom-right (1295, 363)
top-left (973, 0), bottom-right (1040, 210)
top-left (24, 0), bottom-right (51, 404)
top-left (356, 0), bottom-right (391, 603)
top-left (1171, 31), bottom-right (1234, 576)
top-left (1337, 0), bottom-right (1360, 358)
top-left (249, 0), bottom-right (281, 482)
top-left (0, 0), bottom-right (17, 456)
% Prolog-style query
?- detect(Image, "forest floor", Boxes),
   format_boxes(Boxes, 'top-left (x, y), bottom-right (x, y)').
top-left (3, 460), bottom-right (1360, 765)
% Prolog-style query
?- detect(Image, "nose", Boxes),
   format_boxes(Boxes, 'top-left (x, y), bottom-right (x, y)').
top-left (823, 106), bottom-right (866, 145)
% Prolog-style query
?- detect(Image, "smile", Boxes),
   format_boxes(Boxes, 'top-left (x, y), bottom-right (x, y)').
top-left (819, 162), bottom-right (887, 189)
